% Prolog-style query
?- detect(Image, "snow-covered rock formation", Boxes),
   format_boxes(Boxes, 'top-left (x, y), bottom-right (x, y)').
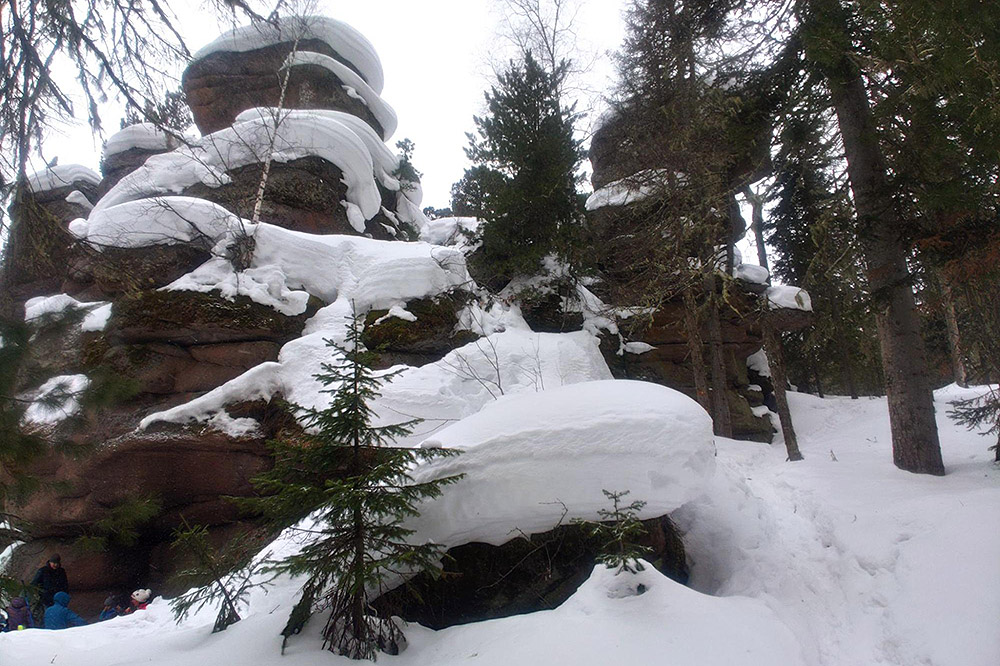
top-left (1, 15), bottom-right (721, 623)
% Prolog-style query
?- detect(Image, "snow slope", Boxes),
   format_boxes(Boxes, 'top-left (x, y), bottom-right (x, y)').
top-left (5, 385), bottom-right (997, 666)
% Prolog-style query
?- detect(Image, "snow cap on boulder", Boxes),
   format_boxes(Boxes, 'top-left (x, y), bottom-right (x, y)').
top-left (409, 379), bottom-right (716, 548)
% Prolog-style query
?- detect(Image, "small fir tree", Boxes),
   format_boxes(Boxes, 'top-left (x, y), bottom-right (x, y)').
top-left (575, 490), bottom-right (649, 574)
top-left (168, 519), bottom-right (273, 633)
top-left (250, 312), bottom-right (462, 659)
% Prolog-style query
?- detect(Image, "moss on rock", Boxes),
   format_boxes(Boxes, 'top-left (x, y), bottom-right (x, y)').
top-left (361, 292), bottom-right (477, 365)
top-left (109, 289), bottom-right (314, 345)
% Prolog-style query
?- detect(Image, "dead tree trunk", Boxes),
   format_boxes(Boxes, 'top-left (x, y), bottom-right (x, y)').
top-left (762, 314), bottom-right (803, 461)
top-left (938, 273), bottom-right (968, 388)
top-left (704, 272), bottom-right (733, 438)
top-left (683, 286), bottom-right (712, 413)
top-left (805, 0), bottom-right (944, 475)
top-left (741, 184), bottom-right (770, 272)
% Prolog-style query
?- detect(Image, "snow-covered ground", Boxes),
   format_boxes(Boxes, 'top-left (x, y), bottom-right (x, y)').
top-left (4, 384), bottom-right (997, 666)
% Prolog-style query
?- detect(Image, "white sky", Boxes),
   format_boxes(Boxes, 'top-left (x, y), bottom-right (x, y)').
top-left (49, 0), bottom-right (630, 208)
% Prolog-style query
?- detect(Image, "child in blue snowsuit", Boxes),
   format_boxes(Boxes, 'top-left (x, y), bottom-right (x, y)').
top-left (44, 591), bottom-right (86, 630)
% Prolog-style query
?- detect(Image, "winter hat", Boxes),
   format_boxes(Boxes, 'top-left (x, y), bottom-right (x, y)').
top-left (104, 595), bottom-right (117, 607)
top-left (48, 553), bottom-right (61, 565)
top-left (131, 589), bottom-right (151, 603)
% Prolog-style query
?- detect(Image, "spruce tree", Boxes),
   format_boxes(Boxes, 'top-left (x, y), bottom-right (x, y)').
top-left (249, 312), bottom-right (461, 659)
top-left (169, 519), bottom-right (273, 633)
top-left (574, 490), bottom-right (649, 574)
top-left (461, 51), bottom-right (582, 288)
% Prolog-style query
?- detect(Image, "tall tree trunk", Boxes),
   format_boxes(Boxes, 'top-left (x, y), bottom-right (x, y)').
top-left (762, 315), bottom-right (803, 460)
top-left (844, 356), bottom-right (859, 399)
top-left (741, 184), bottom-right (770, 272)
top-left (726, 195), bottom-right (741, 276)
top-left (804, 0), bottom-right (943, 475)
top-left (938, 273), bottom-right (968, 387)
top-left (683, 286), bottom-right (712, 413)
top-left (704, 272), bottom-right (733, 437)
top-left (811, 356), bottom-right (825, 398)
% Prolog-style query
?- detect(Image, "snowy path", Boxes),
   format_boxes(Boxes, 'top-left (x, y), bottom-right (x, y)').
top-left (679, 389), bottom-right (1000, 666)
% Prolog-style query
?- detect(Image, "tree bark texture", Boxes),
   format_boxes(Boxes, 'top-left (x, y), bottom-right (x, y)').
top-left (683, 286), bottom-right (712, 413)
top-left (741, 184), bottom-right (770, 272)
top-left (938, 274), bottom-right (968, 387)
top-left (704, 273), bottom-right (733, 438)
top-left (762, 315), bottom-right (803, 461)
top-left (805, 0), bottom-right (944, 475)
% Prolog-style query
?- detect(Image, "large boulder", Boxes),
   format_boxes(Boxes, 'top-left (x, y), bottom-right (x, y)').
top-left (182, 156), bottom-right (405, 240)
top-left (3, 166), bottom-right (100, 305)
top-left (100, 123), bottom-right (184, 193)
top-left (184, 39), bottom-right (386, 137)
top-left (375, 515), bottom-right (688, 628)
top-left (362, 292), bottom-right (478, 367)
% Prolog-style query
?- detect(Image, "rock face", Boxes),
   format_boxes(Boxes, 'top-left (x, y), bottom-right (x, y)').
top-left (2, 169), bottom-right (99, 307)
top-left (184, 39), bottom-right (387, 137)
top-left (585, 106), bottom-right (812, 443)
top-left (0, 15), bottom-right (437, 600)
top-left (375, 515), bottom-right (687, 629)
top-left (100, 123), bottom-right (184, 193)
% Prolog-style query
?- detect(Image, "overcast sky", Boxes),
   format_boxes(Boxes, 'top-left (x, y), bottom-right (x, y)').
top-left (51, 0), bottom-right (629, 208)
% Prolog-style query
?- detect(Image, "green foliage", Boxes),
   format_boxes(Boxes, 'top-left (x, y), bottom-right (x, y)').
top-left (169, 519), bottom-right (273, 633)
top-left (0, 318), bottom-right (43, 519)
top-left (121, 88), bottom-right (192, 132)
top-left (767, 109), bottom-right (883, 396)
top-left (247, 311), bottom-right (462, 659)
top-left (76, 496), bottom-right (162, 552)
top-left (948, 388), bottom-right (1000, 462)
top-left (574, 490), bottom-right (649, 574)
top-left (460, 51), bottom-right (583, 287)
top-left (450, 165), bottom-right (505, 220)
top-left (392, 138), bottom-right (422, 189)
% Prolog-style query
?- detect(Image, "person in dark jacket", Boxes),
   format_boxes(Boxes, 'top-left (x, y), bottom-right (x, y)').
top-left (3, 596), bottom-right (34, 631)
top-left (30, 553), bottom-right (69, 609)
top-left (43, 591), bottom-right (86, 630)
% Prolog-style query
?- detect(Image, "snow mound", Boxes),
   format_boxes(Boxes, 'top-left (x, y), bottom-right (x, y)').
top-left (192, 15), bottom-right (384, 94)
top-left (406, 562), bottom-right (803, 666)
top-left (419, 216), bottom-right (480, 247)
top-left (104, 123), bottom-right (181, 158)
top-left (283, 52), bottom-right (397, 140)
top-left (23, 294), bottom-right (110, 330)
top-left (747, 348), bottom-right (771, 377)
top-left (766, 284), bottom-right (812, 311)
top-left (92, 111), bottom-right (383, 226)
top-left (407, 379), bottom-right (716, 547)
top-left (22, 374), bottom-right (90, 425)
top-left (24, 294), bottom-right (86, 321)
top-left (736, 262), bottom-right (770, 285)
top-left (377, 329), bottom-right (612, 442)
top-left (77, 196), bottom-right (467, 315)
top-left (25, 164), bottom-right (100, 193)
top-left (78, 196), bottom-right (239, 249)
top-left (585, 169), bottom-right (676, 210)
top-left (235, 107), bottom-right (400, 191)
